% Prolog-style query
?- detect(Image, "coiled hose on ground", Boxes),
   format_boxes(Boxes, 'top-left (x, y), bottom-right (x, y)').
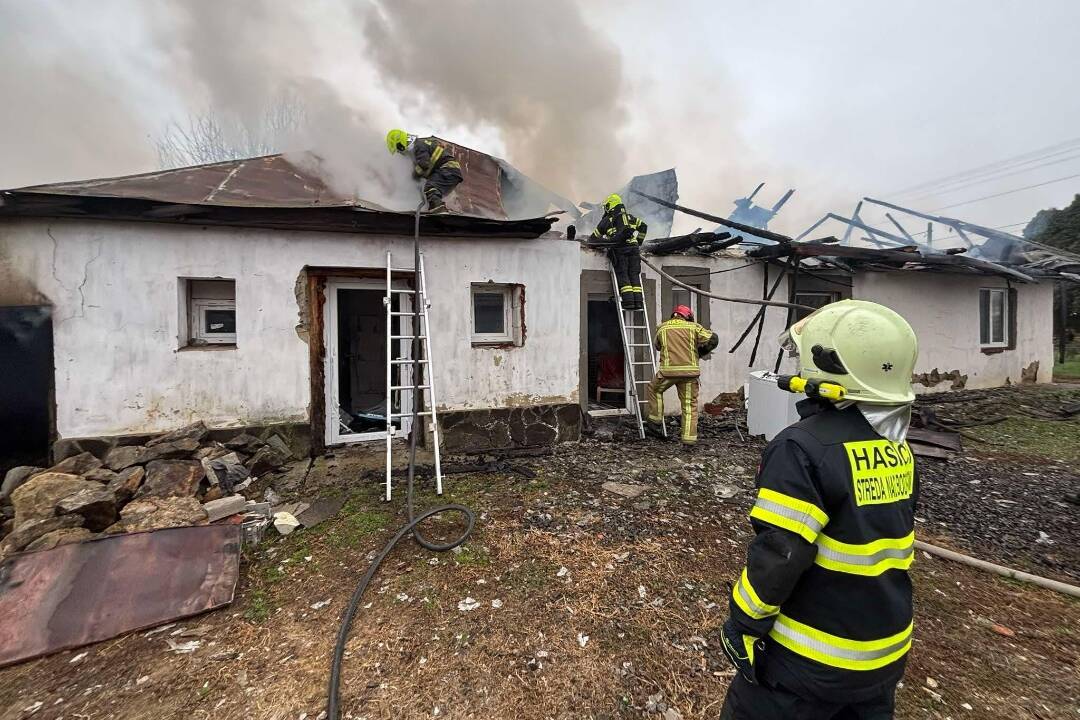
top-left (326, 202), bottom-right (476, 720)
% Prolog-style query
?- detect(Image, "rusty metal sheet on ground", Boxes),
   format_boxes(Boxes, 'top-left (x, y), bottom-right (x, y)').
top-left (0, 524), bottom-right (240, 667)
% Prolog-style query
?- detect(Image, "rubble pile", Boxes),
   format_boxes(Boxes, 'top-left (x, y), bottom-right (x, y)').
top-left (0, 421), bottom-right (295, 557)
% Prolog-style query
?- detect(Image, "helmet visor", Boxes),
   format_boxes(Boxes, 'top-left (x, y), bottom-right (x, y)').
top-left (778, 329), bottom-right (799, 358)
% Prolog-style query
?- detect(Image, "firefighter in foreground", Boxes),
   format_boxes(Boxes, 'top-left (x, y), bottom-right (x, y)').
top-left (645, 304), bottom-right (718, 444)
top-left (386, 129), bottom-right (463, 213)
top-left (591, 194), bottom-right (647, 309)
top-left (719, 300), bottom-right (920, 720)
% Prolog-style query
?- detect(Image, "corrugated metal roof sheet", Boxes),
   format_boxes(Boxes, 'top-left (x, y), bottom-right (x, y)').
top-left (9, 138), bottom-right (512, 219)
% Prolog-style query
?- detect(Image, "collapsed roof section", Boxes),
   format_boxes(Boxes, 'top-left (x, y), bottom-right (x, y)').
top-left (0, 139), bottom-right (557, 239)
top-left (573, 169), bottom-right (679, 241)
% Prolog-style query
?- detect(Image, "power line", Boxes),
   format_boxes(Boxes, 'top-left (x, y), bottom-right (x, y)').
top-left (930, 173), bottom-right (1080, 212)
top-left (896, 152), bottom-right (1080, 203)
top-left (884, 136), bottom-right (1080, 197)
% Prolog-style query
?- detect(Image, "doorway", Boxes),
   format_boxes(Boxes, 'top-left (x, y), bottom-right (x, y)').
top-left (586, 294), bottom-right (630, 415)
top-left (323, 278), bottom-right (413, 445)
top-left (0, 306), bottom-right (54, 471)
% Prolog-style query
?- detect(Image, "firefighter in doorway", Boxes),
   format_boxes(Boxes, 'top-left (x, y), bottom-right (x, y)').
top-left (386, 129), bottom-right (463, 213)
top-left (590, 194), bottom-right (647, 310)
top-left (719, 300), bottom-right (920, 720)
top-left (644, 304), bottom-right (718, 444)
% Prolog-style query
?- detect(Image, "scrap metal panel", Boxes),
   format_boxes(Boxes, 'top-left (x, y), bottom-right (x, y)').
top-left (0, 524), bottom-right (240, 667)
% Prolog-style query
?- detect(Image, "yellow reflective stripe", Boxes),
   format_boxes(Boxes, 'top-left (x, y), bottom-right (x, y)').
top-left (814, 532), bottom-right (915, 576)
top-left (749, 488), bottom-right (829, 543)
top-left (620, 285), bottom-right (634, 292)
top-left (743, 634), bottom-right (756, 665)
top-left (732, 568), bottom-right (779, 620)
top-left (768, 615), bottom-right (912, 671)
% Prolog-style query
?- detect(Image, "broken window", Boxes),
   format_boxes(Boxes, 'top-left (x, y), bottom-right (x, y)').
top-left (471, 283), bottom-right (524, 346)
top-left (794, 291), bottom-right (841, 321)
top-left (182, 279), bottom-right (237, 347)
top-left (979, 288), bottom-right (1009, 348)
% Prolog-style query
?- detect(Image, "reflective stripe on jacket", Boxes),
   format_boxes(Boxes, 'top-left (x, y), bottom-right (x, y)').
top-left (654, 318), bottom-right (716, 377)
top-left (729, 399), bottom-right (918, 703)
top-left (591, 204), bottom-right (645, 246)
top-left (413, 137), bottom-right (461, 178)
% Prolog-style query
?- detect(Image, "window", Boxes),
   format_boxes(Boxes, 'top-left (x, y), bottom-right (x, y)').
top-left (794, 291), bottom-right (840, 321)
top-left (670, 286), bottom-right (700, 319)
top-left (471, 283), bottom-right (524, 346)
top-left (183, 279), bottom-right (236, 347)
top-left (979, 288), bottom-right (1009, 348)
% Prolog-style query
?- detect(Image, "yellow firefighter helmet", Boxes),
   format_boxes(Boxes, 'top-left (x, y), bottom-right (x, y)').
top-left (386, 129), bottom-right (410, 155)
top-left (786, 299), bottom-right (918, 404)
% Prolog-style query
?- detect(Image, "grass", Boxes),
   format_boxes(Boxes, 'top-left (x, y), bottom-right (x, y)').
top-left (452, 544), bottom-right (491, 567)
top-left (967, 414), bottom-right (1080, 462)
top-left (243, 589), bottom-right (273, 623)
top-left (1054, 355), bottom-right (1080, 380)
top-left (318, 503), bottom-right (392, 549)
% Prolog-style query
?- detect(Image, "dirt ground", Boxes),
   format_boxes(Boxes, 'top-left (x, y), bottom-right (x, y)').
top-left (1, 385), bottom-right (1078, 720)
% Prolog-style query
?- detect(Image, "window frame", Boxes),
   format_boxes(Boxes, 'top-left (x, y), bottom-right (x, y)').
top-left (979, 287), bottom-right (1009, 349)
top-left (190, 298), bottom-right (237, 345)
top-left (470, 284), bottom-right (515, 345)
top-left (670, 285), bottom-right (700, 320)
top-left (794, 291), bottom-right (841, 321)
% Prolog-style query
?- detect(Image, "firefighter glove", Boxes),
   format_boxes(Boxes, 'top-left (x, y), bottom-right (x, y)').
top-left (720, 618), bottom-right (761, 685)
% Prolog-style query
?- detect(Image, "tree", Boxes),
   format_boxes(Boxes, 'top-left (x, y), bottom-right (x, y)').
top-left (154, 93), bottom-right (306, 169)
top-left (1024, 193), bottom-right (1080, 340)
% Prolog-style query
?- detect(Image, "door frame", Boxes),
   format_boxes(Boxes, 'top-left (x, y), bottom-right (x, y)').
top-left (323, 277), bottom-right (413, 446)
top-left (585, 291), bottom-right (633, 418)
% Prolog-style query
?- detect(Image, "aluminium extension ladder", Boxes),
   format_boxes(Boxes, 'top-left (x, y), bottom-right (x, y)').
top-left (609, 264), bottom-right (667, 440)
top-left (383, 250), bottom-right (443, 501)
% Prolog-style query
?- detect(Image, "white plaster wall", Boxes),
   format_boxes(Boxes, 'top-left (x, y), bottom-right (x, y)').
top-left (853, 272), bottom-right (1054, 390)
top-left (0, 218), bottom-right (580, 438)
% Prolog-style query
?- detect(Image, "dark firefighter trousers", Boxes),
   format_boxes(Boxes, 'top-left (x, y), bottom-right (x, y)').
top-left (608, 244), bottom-right (643, 308)
top-left (424, 166), bottom-right (464, 210)
top-left (720, 674), bottom-right (897, 720)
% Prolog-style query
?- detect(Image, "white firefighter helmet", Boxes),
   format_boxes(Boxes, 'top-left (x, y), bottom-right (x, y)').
top-left (784, 299), bottom-right (918, 404)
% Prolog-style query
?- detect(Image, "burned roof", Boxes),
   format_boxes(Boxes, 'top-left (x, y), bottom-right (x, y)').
top-left (0, 139), bottom-right (556, 238)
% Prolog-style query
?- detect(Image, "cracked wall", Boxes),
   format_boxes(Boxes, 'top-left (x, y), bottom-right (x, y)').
top-left (1, 218), bottom-right (579, 439)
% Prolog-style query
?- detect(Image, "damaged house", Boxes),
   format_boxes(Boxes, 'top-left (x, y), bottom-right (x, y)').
top-left (0, 147), bottom-right (1072, 467)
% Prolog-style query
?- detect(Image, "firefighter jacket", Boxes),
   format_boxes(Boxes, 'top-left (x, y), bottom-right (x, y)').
top-left (591, 204), bottom-right (647, 247)
top-left (412, 137), bottom-right (461, 178)
top-left (654, 317), bottom-right (718, 378)
top-left (729, 399), bottom-right (918, 703)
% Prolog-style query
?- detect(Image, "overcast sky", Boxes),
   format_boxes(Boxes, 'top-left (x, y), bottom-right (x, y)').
top-left (2, 0), bottom-right (1078, 238)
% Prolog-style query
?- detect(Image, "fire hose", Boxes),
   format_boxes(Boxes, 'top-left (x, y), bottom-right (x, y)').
top-left (326, 201), bottom-right (476, 720)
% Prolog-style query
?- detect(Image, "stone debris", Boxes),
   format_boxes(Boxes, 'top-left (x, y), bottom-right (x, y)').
top-left (165, 639), bottom-right (202, 654)
top-left (109, 496), bottom-right (208, 534)
top-left (45, 451), bottom-right (104, 477)
top-left (11, 473), bottom-right (94, 525)
top-left (0, 515), bottom-right (84, 555)
top-left (139, 459), bottom-right (205, 497)
top-left (601, 481), bottom-right (648, 499)
top-left (457, 597), bottom-right (480, 612)
top-left (203, 494), bottom-right (248, 523)
top-left (146, 421), bottom-right (209, 448)
top-left (0, 466), bottom-right (43, 502)
top-left (24, 527), bottom-right (95, 552)
top-left (103, 445), bottom-right (143, 471)
top-left (56, 486), bottom-right (118, 531)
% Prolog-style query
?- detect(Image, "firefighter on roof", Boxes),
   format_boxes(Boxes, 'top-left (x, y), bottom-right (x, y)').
top-left (719, 299), bottom-right (920, 720)
top-left (590, 193), bottom-right (647, 310)
top-left (386, 129), bottom-right (463, 213)
top-left (645, 304), bottom-right (718, 445)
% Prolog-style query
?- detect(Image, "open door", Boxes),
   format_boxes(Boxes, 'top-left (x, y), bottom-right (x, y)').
top-left (0, 306), bottom-right (53, 470)
top-left (324, 278), bottom-right (413, 446)
top-left (586, 292), bottom-right (632, 417)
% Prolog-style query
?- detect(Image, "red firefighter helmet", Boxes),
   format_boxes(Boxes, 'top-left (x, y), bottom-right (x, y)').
top-left (672, 305), bottom-right (694, 321)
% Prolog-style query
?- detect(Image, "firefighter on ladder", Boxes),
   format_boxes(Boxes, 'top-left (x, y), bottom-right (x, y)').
top-left (645, 304), bottom-right (718, 445)
top-left (719, 300), bottom-right (920, 720)
top-left (386, 129), bottom-right (463, 213)
top-left (591, 193), bottom-right (646, 310)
